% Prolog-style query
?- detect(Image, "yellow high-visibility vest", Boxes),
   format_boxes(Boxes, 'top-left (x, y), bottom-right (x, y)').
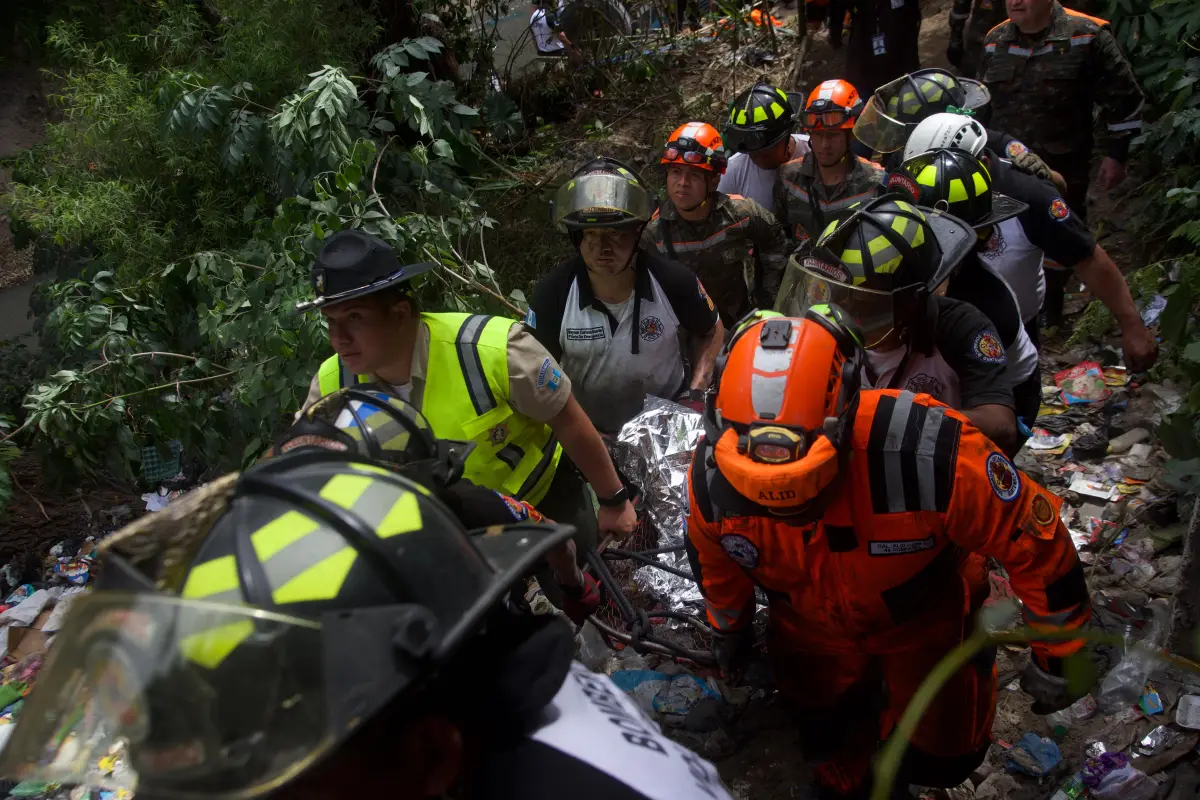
top-left (316, 312), bottom-right (562, 504)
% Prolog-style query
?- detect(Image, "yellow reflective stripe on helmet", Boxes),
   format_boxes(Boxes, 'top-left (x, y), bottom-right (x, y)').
top-left (875, 255), bottom-right (904, 274)
top-left (926, 87), bottom-right (944, 103)
top-left (949, 178), bottom-right (968, 203)
top-left (842, 249), bottom-right (863, 265)
top-left (917, 165), bottom-right (938, 187)
top-left (868, 235), bottom-right (892, 256)
top-left (182, 555), bottom-right (240, 600)
top-left (891, 216), bottom-right (910, 237)
top-left (820, 219), bottom-right (839, 242)
top-left (736, 109), bottom-right (748, 125)
top-left (776, 87), bottom-right (788, 100)
top-left (972, 171), bottom-right (988, 196)
top-left (753, 106), bottom-right (768, 122)
top-left (181, 620), bottom-right (255, 670)
top-left (380, 431), bottom-right (413, 452)
top-left (349, 462), bottom-right (395, 477)
top-left (911, 224), bottom-right (925, 248)
top-left (251, 511), bottom-right (320, 563)
top-left (770, 101), bottom-right (785, 119)
top-left (272, 547), bottom-right (357, 604)
top-left (319, 473), bottom-right (373, 509)
top-left (377, 491), bottom-right (422, 539)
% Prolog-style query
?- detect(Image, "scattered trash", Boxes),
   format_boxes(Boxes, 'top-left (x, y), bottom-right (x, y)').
top-left (1071, 430), bottom-right (1110, 459)
top-left (1085, 740), bottom-right (1107, 758)
top-left (1097, 599), bottom-right (1170, 712)
top-left (1140, 294), bottom-right (1167, 326)
top-left (1055, 361), bottom-right (1112, 404)
top-left (1140, 683), bottom-right (1164, 715)
top-left (52, 559), bottom-right (89, 586)
top-left (1004, 732), bottom-right (1062, 776)
top-left (609, 668), bottom-right (722, 721)
top-left (1068, 473), bottom-right (1119, 501)
top-left (1049, 771), bottom-right (1085, 800)
top-left (1081, 751), bottom-right (1157, 799)
top-left (974, 772), bottom-right (1020, 800)
top-left (1137, 724), bottom-right (1187, 756)
top-left (1177, 695), bottom-right (1200, 729)
top-left (1028, 429), bottom-right (1071, 453)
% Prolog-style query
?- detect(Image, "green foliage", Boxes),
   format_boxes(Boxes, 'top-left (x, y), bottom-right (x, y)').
top-left (1105, 0), bottom-right (1200, 491)
top-left (2, 1), bottom-right (522, 503)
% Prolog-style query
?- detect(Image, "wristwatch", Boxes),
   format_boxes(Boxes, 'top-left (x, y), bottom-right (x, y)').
top-left (597, 486), bottom-right (629, 508)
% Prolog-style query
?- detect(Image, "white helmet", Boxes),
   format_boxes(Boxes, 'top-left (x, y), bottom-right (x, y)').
top-left (902, 113), bottom-right (989, 161)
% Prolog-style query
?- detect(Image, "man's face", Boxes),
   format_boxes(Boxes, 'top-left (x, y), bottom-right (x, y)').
top-left (810, 130), bottom-right (849, 169)
top-left (322, 297), bottom-right (411, 376)
top-left (580, 228), bottom-right (639, 277)
top-left (666, 164), bottom-right (715, 213)
top-left (749, 136), bottom-right (791, 170)
top-left (1006, 0), bottom-right (1052, 29)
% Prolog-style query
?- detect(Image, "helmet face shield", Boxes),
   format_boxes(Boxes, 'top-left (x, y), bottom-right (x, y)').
top-left (790, 253), bottom-right (921, 349)
top-left (554, 172), bottom-right (652, 231)
top-left (852, 93), bottom-right (912, 154)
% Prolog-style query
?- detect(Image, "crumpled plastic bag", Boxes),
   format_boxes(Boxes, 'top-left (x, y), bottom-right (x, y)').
top-left (1083, 751), bottom-right (1155, 800)
top-left (608, 668), bottom-right (721, 720)
top-left (1004, 732), bottom-right (1062, 776)
top-left (0, 587), bottom-right (63, 627)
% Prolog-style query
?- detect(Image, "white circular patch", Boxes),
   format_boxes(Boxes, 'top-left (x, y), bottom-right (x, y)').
top-left (986, 452), bottom-right (1021, 502)
top-left (720, 534), bottom-right (760, 570)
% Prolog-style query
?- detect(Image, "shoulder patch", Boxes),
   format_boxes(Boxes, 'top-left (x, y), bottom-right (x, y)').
top-left (524, 308), bottom-right (537, 329)
top-left (698, 278), bottom-right (715, 311)
top-left (986, 452), bottom-right (1021, 502)
top-left (971, 330), bottom-right (1007, 364)
top-left (1031, 492), bottom-right (1055, 526)
top-left (720, 534), bottom-right (760, 569)
top-left (1005, 140), bottom-right (1028, 159)
top-left (1049, 198), bottom-right (1071, 222)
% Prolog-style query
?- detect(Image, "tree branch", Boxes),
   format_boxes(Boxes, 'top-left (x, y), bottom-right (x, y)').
top-left (78, 371), bottom-right (237, 412)
top-left (83, 352), bottom-right (229, 376)
top-left (10, 471), bottom-right (49, 521)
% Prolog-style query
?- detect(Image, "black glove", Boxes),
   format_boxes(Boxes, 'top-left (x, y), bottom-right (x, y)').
top-left (1020, 656), bottom-right (1094, 714)
top-left (711, 626), bottom-right (755, 676)
top-left (946, 37), bottom-right (965, 68)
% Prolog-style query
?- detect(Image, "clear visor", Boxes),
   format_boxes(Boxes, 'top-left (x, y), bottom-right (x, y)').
top-left (554, 172), bottom-right (651, 230)
top-left (0, 593), bottom-right (333, 799)
top-left (792, 266), bottom-right (898, 349)
top-left (852, 94), bottom-right (912, 154)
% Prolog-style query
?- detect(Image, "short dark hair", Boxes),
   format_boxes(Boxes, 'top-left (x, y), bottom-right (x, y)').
top-left (372, 287), bottom-right (419, 314)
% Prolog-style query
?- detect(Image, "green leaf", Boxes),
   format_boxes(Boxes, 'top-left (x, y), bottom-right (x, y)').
top-left (1184, 341), bottom-right (1200, 363)
top-left (373, 118), bottom-right (396, 132)
top-left (242, 437), bottom-right (264, 464)
top-left (452, 104), bottom-right (480, 116)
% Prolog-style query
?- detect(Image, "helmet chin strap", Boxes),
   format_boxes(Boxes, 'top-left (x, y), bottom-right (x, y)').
top-left (678, 194), bottom-right (711, 216)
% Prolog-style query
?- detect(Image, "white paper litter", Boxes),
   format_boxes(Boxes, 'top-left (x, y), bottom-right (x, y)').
top-left (1069, 473), bottom-right (1119, 501)
top-left (42, 586), bottom-right (88, 634)
top-left (0, 588), bottom-right (64, 628)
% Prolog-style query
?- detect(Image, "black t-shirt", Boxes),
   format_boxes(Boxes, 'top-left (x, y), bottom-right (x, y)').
top-left (947, 259), bottom-right (1022, 349)
top-left (438, 479), bottom-right (546, 528)
top-left (986, 151), bottom-right (1096, 267)
top-left (935, 295), bottom-right (1015, 409)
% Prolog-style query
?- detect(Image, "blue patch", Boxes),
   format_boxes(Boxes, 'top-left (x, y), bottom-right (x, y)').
top-left (494, 490), bottom-right (529, 521)
top-left (720, 534), bottom-right (760, 570)
top-left (536, 356), bottom-right (552, 388)
top-left (546, 368), bottom-right (561, 392)
top-left (525, 308), bottom-right (536, 329)
top-left (972, 330), bottom-right (1006, 364)
top-left (640, 316), bottom-right (664, 341)
top-left (986, 452), bottom-right (1021, 502)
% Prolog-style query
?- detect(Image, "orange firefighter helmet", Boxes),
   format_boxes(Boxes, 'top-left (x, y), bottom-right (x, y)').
top-left (801, 79), bottom-right (863, 132)
top-left (662, 122), bottom-right (728, 174)
top-left (704, 306), bottom-right (863, 511)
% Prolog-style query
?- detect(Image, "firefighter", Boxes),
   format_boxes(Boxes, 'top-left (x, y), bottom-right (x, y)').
top-left (773, 78), bottom-right (885, 248)
top-left (0, 453), bottom-right (735, 800)
top-left (641, 122), bottom-right (788, 327)
top-left (720, 83), bottom-right (812, 211)
top-left (686, 307), bottom-right (1092, 797)
top-left (775, 195), bottom-right (1020, 452)
top-left (853, 67), bottom-right (1062, 190)
top-left (294, 229), bottom-right (636, 545)
top-left (528, 158), bottom-right (723, 431)
top-left (901, 113), bottom-right (1158, 372)
top-left (277, 386), bottom-right (602, 622)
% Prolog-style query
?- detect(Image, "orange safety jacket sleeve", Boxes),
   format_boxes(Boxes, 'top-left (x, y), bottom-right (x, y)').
top-left (942, 422), bottom-right (1091, 661)
top-left (685, 467), bottom-right (756, 632)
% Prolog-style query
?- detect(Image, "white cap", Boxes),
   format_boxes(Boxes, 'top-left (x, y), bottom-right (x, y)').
top-left (902, 113), bottom-right (989, 162)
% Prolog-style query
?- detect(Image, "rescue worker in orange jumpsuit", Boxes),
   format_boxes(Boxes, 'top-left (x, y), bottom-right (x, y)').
top-left (685, 304), bottom-right (1092, 797)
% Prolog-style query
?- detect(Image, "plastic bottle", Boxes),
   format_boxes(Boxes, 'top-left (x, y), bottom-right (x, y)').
top-left (1096, 599), bottom-right (1171, 712)
top-left (1049, 771), bottom-right (1085, 800)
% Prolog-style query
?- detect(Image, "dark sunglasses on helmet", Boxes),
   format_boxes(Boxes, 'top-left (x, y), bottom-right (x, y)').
top-left (801, 110), bottom-right (851, 130)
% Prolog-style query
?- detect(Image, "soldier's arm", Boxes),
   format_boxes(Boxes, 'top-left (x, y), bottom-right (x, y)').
top-left (685, 470), bottom-right (755, 632)
top-left (942, 424), bottom-right (1091, 664)
top-left (744, 201), bottom-right (789, 304)
top-left (1092, 27), bottom-right (1145, 163)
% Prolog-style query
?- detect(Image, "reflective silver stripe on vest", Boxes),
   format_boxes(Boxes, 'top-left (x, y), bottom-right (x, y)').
top-left (516, 435), bottom-right (558, 500)
top-left (914, 406), bottom-right (947, 513)
top-left (882, 391), bottom-right (915, 514)
top-left (658, 217), bottom-right (750, 254)
top-left (456, 315), bottom-right (498, 416)
top-left (497, 443), bottom-right (525, 470)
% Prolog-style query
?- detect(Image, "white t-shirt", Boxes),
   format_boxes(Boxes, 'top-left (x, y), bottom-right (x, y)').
top-left (977, 217), bottom-right (1045, 324)
top-left (601, 294), bottom-right (636, 324)
top-left (716, 133), bottom-right (811, 211)
top-left (864, 347), bottom-right (963, 410)
top-left (530, 5), bottom-right (565, 53)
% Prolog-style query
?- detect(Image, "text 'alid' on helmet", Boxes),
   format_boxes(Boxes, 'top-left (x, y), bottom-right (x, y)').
top-left (662, 122), bottom-right (728, 174)
top-left (554, 157), bottom-right (652, 234)
top-left (784, 194), bottom-right (976, 350)
top-left (890, 148), bottom-right (1029, 231)
top-left (705, 306), bottom-right (863, 515)
top-left (723, 82), bottom-right (796, 154)
top-left (0, 451), bottom-right (575, 798)
top-left (800, 79), bottom-right (863, 132)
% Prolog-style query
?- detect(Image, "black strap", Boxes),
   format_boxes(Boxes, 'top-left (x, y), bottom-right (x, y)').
top-left (660, 218), bottom-right (678, 260)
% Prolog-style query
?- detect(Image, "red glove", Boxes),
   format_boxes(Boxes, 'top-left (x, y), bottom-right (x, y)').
top-left (559, 573), bottom-right (601, 625)
top-left (675, 388), bottom-right (705, 414)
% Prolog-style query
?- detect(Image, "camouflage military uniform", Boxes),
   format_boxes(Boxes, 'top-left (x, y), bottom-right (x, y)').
top-left (950, 0), bottom-right (1008, 79)
top-left (641, 192), bottom-right (788, 326)
top-left (980, 1), bottom-right (1144, 219)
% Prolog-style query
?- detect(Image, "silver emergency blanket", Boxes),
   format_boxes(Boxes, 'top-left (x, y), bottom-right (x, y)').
top-left (611, 396), bottom-right (706, 610)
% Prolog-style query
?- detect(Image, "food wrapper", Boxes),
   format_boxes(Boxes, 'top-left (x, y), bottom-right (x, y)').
top-left (611, 396), bottom-right (707, 611)
top-left (1055, 361), bottom-right (1111, 405)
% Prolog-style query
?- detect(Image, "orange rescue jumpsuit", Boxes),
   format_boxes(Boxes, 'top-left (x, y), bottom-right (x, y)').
top-left (686, 389), bottom-right (1089, 792)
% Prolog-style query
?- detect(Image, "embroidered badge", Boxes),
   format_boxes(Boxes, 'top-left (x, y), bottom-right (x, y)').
top-left (904, 373), bottom-right (946, 400)
top-left (1005, 140), bottom-right (1028, 159)
top-left (495, 491), bottom-right (529, 521)
top-left (698, 279), bottom-right (715, 312)
top-left (978, 225), bottom-right (1006, 259)
top-left (524, 308), bottom-right (537, 329)
top-left (887, 172), bottom-right (920, 202)
top-left (1049, 198), bottom-right (1071, 222)
top-left (314, 270), bottom-right (326, 294)
top-left (803, 255), bottom-right (852, 283)
top-left (489, 423), bottom-right (508, 445)
top-left (972, 330), bottom-right (1006, 364)
top-left (536, 356), bottom-right (553, 387)
top-left (869, 537), bottom-right (936, 556)
top-left (1031, 493), bottom-right (1055, 526)
top-left (720, 534), bottom-right (760, 569)
top-left (640, 316), bottom-right (665, 341)
top-left (987, 452), bottom-right (1021, 502)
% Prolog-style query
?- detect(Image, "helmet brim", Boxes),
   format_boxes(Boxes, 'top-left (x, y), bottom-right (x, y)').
top-left (970, 191), bottom-right (1028, 231)
top-left (295, 261), bottom-right (437, 313)
top-left (959, 78), bottom-right (991, 111)
top-left (925, 206), bottom-right (979, 287)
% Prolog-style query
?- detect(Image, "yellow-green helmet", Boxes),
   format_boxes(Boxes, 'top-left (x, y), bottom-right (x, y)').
top-left (2, 452), bottom-right (574, 798)
top-left (722, 83), bottom-right (796, 154)
top-left (893, 149), bottom-right (1029, 231)
top-left (881, 68), bottom-right (990, 123)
